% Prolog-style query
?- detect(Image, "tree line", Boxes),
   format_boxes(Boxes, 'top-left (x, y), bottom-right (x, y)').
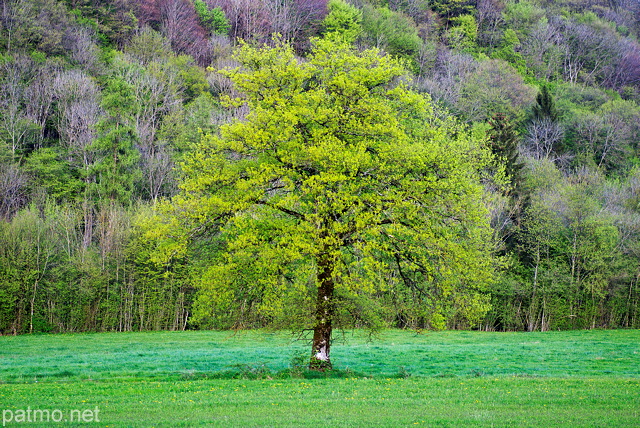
top-left (1, 0), bottom-right (640, 335)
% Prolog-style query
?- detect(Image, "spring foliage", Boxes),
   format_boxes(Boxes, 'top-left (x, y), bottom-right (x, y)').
top-left (159, 38), bottom-right (495, 333)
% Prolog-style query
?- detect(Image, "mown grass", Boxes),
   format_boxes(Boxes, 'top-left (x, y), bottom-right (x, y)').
top-left (2, 329), bottom-right (639, 382)
top-left (1, 330), bottom-right (639, 426)
top-left (3, 377), bottom-right (640, 427)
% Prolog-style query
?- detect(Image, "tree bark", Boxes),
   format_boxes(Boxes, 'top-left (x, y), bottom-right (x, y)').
top-left (310, 253), bottom-right (335, 370)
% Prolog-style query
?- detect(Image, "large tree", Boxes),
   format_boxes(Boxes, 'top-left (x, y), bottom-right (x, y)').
top-left (159, 38), bottom-right (494, 369)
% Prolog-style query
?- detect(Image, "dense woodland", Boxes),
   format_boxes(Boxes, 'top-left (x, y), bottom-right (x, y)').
top-left (1, 0), bottom-right (640, 335)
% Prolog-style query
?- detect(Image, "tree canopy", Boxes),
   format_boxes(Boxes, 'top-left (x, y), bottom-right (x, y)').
top-left (158, 38), bottom-right (495, 368)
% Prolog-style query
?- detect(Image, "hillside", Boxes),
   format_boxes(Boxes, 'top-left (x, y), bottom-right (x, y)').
top-left (1, 0), bottom-right (640, 334)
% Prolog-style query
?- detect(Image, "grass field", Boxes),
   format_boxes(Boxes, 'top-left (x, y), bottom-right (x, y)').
top-left (1, 330), bottom-right (639, 426)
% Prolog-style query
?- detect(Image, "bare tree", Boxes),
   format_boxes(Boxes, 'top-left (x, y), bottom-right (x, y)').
top-left (211, 0), bottom-right (270, 42)
top-left (114, 61), bottom-right (179, 148)
top-left (521, 19), bottom-right (564, 80)
top-left (160, 0), bottom-right (209, 61)
top-left (53, 69), bottom-right (103, 248)
top-left (125, 27), bottom-right (174, 66)
top-left (477, 0), bottom-right (505, 48)
top-left (415, 48), bottom-right (478, 108)
top-left (572, 100), bottom-right (639, 170)
top-left (0, 0), bottom-right (32, 53)
top-left (113, 57), bottom-right (182, 201)
top-left (604, 37), bottom-right (640, 89)
top-left (0, 55), bottom-right (40, 160)
top-left (263, 0), bottom-right (327, 46)
top-left (135, 0), bottom-right (211, 64)
top-left (0, 163), bottom-right (28, 219)
top-left (560, 19), bottom-right (620, 85)
top-left (523, 118), bottom-right (565, 161)
top-left (208, 36), bottom-right (238, 97)
top-left (53, 70), bottom-right (102, 165)
top-left (24, 63), bottom-right (57, 148)
top-left (65, 26), bottom-right (102, 73)
top-left (597, 108), bottom-right (636, 168)
top-left (140, 145), bottom-right (175, 201)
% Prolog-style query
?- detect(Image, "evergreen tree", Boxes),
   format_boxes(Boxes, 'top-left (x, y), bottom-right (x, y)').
top-left (487, 113), bottom-right (524, 192)
top-left (92, 77), bottom-right (140, 205)
top-left (532, 85), bottom-right (560, 123)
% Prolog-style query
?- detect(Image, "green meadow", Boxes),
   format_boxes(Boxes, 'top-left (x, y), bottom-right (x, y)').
top-left (1, 330), bottom-right (639, 426)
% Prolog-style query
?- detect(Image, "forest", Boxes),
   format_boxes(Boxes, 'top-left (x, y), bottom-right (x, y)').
top-left (1, 0), bottom-right (640, 336)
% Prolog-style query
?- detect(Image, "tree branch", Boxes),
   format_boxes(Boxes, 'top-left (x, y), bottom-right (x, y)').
top-left (255, 199), bottom-right (306, 220)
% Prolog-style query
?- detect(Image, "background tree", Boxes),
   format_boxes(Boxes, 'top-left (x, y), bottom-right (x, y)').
top-left (445, 14), bottom-right (478, 54)
top-left (135, 0), bottom-right (210, 64)
top-left (532, 85), bottom-right (560, 123)
top-left (0, 55), bottom-right (40, 160)
top-left (158, 37), bottom-right (494, 369)
top-left (211, 0), bottom-right (270, 43)
top-left (52, 69), bottom-right (102, 248)
top-left (0, 163), bottom-right (28, 219)
top-left (361, 5), bottom-right (423, 62)
top-left (322, 0), bottom-right (362, 44)
top-left (264, 0), bottom-right (328, 49)
top-left (456, 59), bottom-right (536, 122)
top-left (429, 0), bottom-right (475, 25)
top-left (488, 112), bottom-right (523, 191)
top-left (62, 0), bottom-right (138, 49)
top-left (91, 75), bottom-right (140, 205)
top-left (193, 0), bottom-right (230, 36)
top-left (525, 85), bottom-right (565, 163)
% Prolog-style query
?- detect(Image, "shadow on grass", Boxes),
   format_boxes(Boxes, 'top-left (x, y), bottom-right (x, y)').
top-left (179, 365), bottom-right (371, 380)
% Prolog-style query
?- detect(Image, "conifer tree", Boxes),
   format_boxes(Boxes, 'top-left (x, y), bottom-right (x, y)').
top-left (488, 112), bottom-right (523, 191)
top-left (532, 85), bottom-right (559, 123)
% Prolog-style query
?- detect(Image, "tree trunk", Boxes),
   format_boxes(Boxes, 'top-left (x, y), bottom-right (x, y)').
top-left (310, 253), bottom-right (335, 370)
top-left (82, 200), bottom-right (93, 250)
top-left (528, 249), bottom-right (540, 332)
top-left (30, 278), bottom-right (39, 334)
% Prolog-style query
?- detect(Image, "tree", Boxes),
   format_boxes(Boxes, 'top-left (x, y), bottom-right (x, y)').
top-left (361, 5), bottom-right (423, 61)
top-left (532, 85), bottom-right (560, 123)
top-left (525, 85), bottom-right (565, 163)
top-left (0, 163), bottom-right (28, 219)
top-left (322, 0), bottom-right (362, 44)
top-left (488, 113), bottom-right (522, 187)
top-left (193, 0), bottom-right (231, 36)
top-left (476, 0), bottom-right (505, 48)
top-left (492, 29), bottom-right (527, 75)
top-left (0, 55), bottom-right (41, 160)
top-left (159, 38), bottom-right (494, 369)
top-left (415, 49), bottom-right (478, 109)
top-left (135, 0), bottom-right (210, 64)
top-left (446, 14), bottom-right (478, 54)
top-left (62, 0), bottom-right (138, 49)
top-left (91, 76), bottom-right (140, 205)
top-left (53, 68), bottom-right (102, 248)
top-left (524, 118), bottom-right (564, 161)
top-left (429, 0), bottom-right (475, 24)
top-left (519, 18), bottom-right (563, 81)
top-left (486, 113), bottom-right (527, 280)
top-left (263, 0), bottom-right (328, 49)
top-left (0, 204), bottom-right (62, 333)
top-left (213, 0), bottom-right (270, 42)
top-left (457, 59), bottom-right (536, 123)
top-left (0, 0), bottom-right (72, 56)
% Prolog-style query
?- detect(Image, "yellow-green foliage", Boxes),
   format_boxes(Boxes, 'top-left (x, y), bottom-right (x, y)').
top-left (323, 0), bottom-right (362, 44)
top-left (447, 14), bottom-right (478, 54)
top-left (160, 37), bottom-right (495, 330)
